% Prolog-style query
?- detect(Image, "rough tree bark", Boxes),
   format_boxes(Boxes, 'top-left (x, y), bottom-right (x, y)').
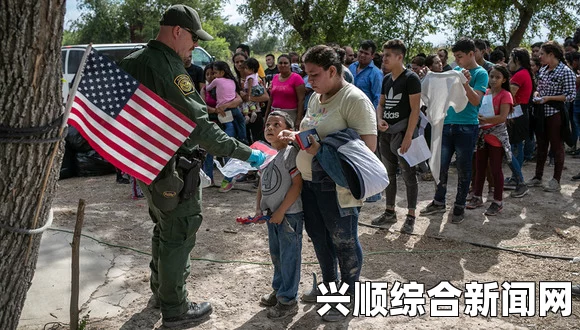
top-left (0, 1), bottom-right (65, 329)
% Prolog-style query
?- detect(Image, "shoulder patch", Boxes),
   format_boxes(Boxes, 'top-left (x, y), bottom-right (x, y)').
top-left (174, 74), bottom-right (194, 96)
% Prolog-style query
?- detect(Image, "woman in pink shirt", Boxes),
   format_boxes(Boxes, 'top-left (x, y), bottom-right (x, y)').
top-left (265, 54), bottom-right (305, 128)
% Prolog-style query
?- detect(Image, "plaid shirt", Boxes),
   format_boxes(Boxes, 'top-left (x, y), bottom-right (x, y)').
top-left (537, 62), bottom-right (577, 116)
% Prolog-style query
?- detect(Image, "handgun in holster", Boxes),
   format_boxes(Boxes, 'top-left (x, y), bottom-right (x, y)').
top-left (177, 155), bottom-right (201, 201)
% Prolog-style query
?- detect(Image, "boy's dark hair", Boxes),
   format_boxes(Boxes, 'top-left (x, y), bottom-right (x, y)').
top-left (425, 54), bottom-right (438, 68)
top-left (303, 45), bottom-right (343, 75)
top-left (244, 57), bottom-right (260, 73)
top-left (359, 40), bottom-right (377, 54)
top-left (411, 56), bottom-right (425, 66)
top-left (415, 52), bottom-right (427, 58)
top-left (474, 39), bottom-right (487, 51)
top-left (452, 37), bottom-right (476, 54)
top-left (564, 38), bottom-right (579, 50)
top-left (268, 111), bottom-right (294, 129)
top-left (212, 61), bottom-right (240, 93)
top-left (383, 39), bottom-right (406, 57)
top-left (531, 42), bottom-right (544, 49)
top-left (484, 40), bottom-right (491, 48)
top-left (265, 53), bottom-right (275, 59)
top-left (489, 50), bottom-right (505, 63)
top-left (236, 44), bottom-right (251, 56)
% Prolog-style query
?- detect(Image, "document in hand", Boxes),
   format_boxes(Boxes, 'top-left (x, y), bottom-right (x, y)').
top-left (507, 104), bottom-right (524, 119)
top-left (478, 95), bottom-right (495, 118)
top-left (397, 135), bottom-right (431, 167)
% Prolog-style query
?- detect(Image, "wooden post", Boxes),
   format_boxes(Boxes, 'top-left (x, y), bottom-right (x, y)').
top-left (70, 199), bottom-right (85, 330)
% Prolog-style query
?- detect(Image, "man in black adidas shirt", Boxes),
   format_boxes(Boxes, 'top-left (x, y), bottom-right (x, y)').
top-left (372, 39), bottom-right (421, 234)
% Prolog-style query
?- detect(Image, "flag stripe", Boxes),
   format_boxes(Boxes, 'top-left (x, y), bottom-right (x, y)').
top-left (75, 94), bottom-right (173, 163)
top-left (130, 93), bottom-right (191, 139)
top-left (114, 114), bottom-right (176, 157)
top-left (70, 99), bottom-right (164, 174)
top-left (138, 87), bottom-right (196, 133)
top-left (68, 112), bottom-right (157, 183)
top-left (120, 103), bottom-right (182, 149)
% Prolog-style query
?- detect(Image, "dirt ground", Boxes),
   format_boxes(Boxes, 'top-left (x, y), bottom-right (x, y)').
top-left (45, 156), bottom-right (580, 329)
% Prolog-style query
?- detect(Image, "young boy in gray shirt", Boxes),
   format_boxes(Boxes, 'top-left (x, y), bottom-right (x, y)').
top-left (255, 111), bottom-right (303, 319)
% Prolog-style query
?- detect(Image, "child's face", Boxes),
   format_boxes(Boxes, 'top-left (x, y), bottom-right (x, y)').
top-left (205, 68), bottom-right (214, 83)
top-left (488, 69), bottom-right (506, 89)
top-left (213, 69), bottom-right (225, 79)
top-left (244, 66), bottom-right (254, 75)
top-left (264, 115), bottom-right (288, 144)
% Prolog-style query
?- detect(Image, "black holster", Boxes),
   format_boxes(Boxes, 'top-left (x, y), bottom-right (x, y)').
top-left (176, 148), bottom-right (206, 201)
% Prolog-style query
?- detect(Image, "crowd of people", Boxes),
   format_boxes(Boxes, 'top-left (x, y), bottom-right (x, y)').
top-left (188, 35), bottom-right (579, 321)
top-left (121, 4), bottom-right (580, 327)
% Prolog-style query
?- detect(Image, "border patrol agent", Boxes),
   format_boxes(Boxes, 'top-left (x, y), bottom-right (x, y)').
top-left (119, 5), bottom-right (266, 327)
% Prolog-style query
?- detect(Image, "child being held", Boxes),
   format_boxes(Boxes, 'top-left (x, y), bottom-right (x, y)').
top-left (242, 57), bottom-right (265, 123)
top-left (255, 111), bottom-right (303, 319)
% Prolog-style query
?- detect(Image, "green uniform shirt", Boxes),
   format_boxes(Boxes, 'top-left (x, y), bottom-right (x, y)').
top-left (119, 40), bottom-right (251, 216)
top-left (119, 40), bottom-right (251, 160)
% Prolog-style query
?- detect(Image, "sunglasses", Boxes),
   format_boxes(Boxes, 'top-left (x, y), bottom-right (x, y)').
top-left (180, 26), bottom-right (199, 43)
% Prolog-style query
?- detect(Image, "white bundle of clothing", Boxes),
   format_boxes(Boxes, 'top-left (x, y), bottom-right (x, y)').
top-left (420, 70), bottom-right (469, 184)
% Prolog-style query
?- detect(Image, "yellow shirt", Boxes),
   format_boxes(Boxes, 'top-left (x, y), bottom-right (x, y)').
top-left (258, 63), bottom-right (266, 79)
top-left (296, 83), bottom-right (377, 207)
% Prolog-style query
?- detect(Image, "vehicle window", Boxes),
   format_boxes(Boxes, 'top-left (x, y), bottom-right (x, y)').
top-left (67, 50), bottom-right (84, 75)
top-left (192, 48), bottom-right (211, 68)
top-left (61, 50), bottom-right (67, 74)
top-left (98, 46), bottom-right (143, 64)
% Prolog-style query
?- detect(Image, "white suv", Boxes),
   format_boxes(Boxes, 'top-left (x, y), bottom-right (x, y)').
top-left (61, 43), bottom-right (213, 101)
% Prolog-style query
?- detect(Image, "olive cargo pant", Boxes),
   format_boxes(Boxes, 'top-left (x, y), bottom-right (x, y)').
top-left (148, 201), bottom-right (203, 318)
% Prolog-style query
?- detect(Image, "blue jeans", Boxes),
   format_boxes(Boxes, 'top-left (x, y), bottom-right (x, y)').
top-left (230, 107), bottom-right (247, 144)
top-left (203, 153), bottom-right (214, 181)
top-left (434, 124), bottom-right (478, 208)
top-left (507, 153), bottom-right (524, 184)
top-left (574, 100), bottom-right (580, 144)
top-left (268, 212), bottom-right (304, 304)
top-left (302, 180), bottom-right (362, 294)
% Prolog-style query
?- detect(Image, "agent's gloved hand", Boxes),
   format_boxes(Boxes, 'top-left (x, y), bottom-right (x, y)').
top-left (247, 150), bottom-right (266, 168)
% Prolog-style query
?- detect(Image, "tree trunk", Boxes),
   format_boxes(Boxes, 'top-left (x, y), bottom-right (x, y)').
top-left (507, 7), bottom-right (534, 53)
top-left (0, 1), bottom-right (65, 329)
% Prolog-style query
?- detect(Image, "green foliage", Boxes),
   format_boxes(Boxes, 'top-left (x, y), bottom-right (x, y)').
top-left (65, 0), bottom-right (232, 59)
top-left (449, 0), bottom-right (580, 48)
top-left (250, 31), bottom-right (279, 54)
top-left (219, 23), bottom-right (251, 53)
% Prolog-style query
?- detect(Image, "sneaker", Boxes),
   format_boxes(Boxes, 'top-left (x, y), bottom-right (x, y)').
top-left (420, 201), bottom-right (446, 215)
top-left (301, 284), bottom-right (322, 303)
top-left (526, 177), bottom-right (542, 187)
top-left (260, 291), bottom-right (278, 307)
top-left (572, 173), bottom-right (580, 181)
top-left (504, 177), bottom-right (517, 190)
top-left (219, 179), bottom-right (234, 193)
top-left (543, 178), bottom-right (561, 192)
top-left (371, 210), bottom-right (397, 225)
top-left (485, 202), bottom-right (503, 216)
top-left (510, 184), bottom-right (529, 198)
top-left (421, 171), bottom-right (434, 181)
top-left (466, 196), bottom-right (484, 209)
top-left (400, 215), bottom-right (415, 234)
top-left (466, 191), bottom-right (474, 202)
top-left (162, 302), bottom-right (213, 327)
top-left (572, 284), bottom-right (580, 297)
top-left (148, 295), bottom-right (160, 309)
top-left (267, 301), bottom-right (298, 319)
top-left (322, 298), bottom-right (352, 322)
top-left (451, 207), bottom-right (464, 224)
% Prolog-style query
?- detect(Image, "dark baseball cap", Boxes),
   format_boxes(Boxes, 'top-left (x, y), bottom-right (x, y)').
top-left (160, 5), bottom-right (213, 41)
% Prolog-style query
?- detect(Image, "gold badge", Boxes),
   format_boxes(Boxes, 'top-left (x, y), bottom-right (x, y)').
top-left (174, 74), bottom-right (194, 96)
top-left (163, 191), bottom-right (177, 198)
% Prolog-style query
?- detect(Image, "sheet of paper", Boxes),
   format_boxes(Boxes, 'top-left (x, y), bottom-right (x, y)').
top-left (397, 135), bottom-right (432, 167)
top-left (507, 104), bottom-right (523, 119)
top-left (478, 94), bottom-right (495, 118)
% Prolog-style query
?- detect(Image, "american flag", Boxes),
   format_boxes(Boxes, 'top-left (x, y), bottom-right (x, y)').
top-left (67, 49), bottom-right (196, 185)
